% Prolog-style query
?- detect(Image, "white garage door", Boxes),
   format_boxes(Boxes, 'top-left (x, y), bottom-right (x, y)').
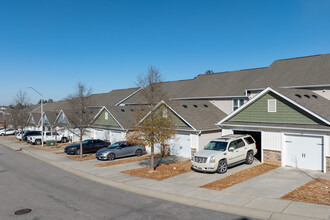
top-left (285, 135), bottom-right (323, 171)
top-left (95, 130), bottom-right (105, 140)
top-left (168, 134), bottom-right (191, 158)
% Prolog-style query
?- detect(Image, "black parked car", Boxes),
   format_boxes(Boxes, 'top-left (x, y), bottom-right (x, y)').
top-left (64, 139), bottom-right (111, 155)
top-left (23, 131), bottom-right (41, 141)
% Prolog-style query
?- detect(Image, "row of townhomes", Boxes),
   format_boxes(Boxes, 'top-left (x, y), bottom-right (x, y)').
top-left (27, 53), bottom-right (330, 172)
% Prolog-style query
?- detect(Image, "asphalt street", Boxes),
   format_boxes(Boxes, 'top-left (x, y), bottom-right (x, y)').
top-left (0, 143), bottom-right (257, 220)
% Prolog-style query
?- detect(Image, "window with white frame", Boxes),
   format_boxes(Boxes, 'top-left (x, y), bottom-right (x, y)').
top-left (268, 99), bottom-right (277, 112)
top-left (233, 99), bottom-right (244, 111)
top-left (105, 112), bottom-right (109, 120)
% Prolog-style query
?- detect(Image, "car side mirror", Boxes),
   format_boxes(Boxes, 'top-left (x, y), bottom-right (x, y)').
top-left (228, 147), bottom-right (234, 152)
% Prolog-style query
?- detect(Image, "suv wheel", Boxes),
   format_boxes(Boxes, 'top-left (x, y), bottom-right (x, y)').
top-left (217, 159), bottom-right (228, 174)
top-left (135, 149), bottom-right (142, 157)
top-left (35, 139), bottom-right (41, 145)
top-left (108, 153), bottom-right (115, 160)
top-left (246, 151), bottom-right (254, 164)
top-left (61, 137), bottom-right (68, 143)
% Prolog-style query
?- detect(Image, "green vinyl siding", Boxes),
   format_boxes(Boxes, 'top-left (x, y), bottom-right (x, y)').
top-left (153, 105), bottom-right (190, 128)
top-left (229, 93), bottom-right (323, 125)
top-left (93, 109), bottom-right (120, 127)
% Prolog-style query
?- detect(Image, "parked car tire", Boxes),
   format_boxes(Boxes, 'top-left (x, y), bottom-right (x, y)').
top-left (108, 153), bottom-right (115, 160)
top-left (75, 149), bottom-right (80, 155)
top-left (61, 137), bottom-right (68, 143)
top-left (135, 149), bottom-right (142, 157)
top-left (35, 139), bottom-right (41, 145)
top-left (217, 159), bottom-right (228, 174)
top-left (1, 133), bottom-right (4, 136)
top-left (245, 151), bottom-right (254, 164)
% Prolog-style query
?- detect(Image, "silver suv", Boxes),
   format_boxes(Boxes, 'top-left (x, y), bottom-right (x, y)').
top-left (191, 134), bottom-right (257, 174)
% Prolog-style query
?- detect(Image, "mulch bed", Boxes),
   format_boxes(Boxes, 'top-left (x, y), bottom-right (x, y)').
top-left (67, 154), bottom-right (96, 161)
top-left (54, 152), bottom-right (65, 154)
top-left (121, 161), bottom-right (192, 181)
top-left (95, 154), bottom-right (163, 167)
top-left (281, 178), bottom-right (330, 206)
top-left (201, 163), bottom-right (279, 191)
top-left (29, 142), bottom-right (76, 151)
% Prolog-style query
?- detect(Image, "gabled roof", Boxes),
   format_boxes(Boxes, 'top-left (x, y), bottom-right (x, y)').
top-left (122, 53), bottom-right (330, 104)
top-left (91, 105), bottom-right (147, 130)
top-left (217, 87), bottom-right (330, 128)
top-left (43, 111), bottom-right (60, 125)
top-left (165, 100), bottom-right (227, 131)
top-left (28, 112), bottom-right (41, 125)
top-left (30, 87), bottom-right (141, 114)
top-left (252, 53), bottom-right (330, 89)
top-left (139, 100), bottom-right (227, 131)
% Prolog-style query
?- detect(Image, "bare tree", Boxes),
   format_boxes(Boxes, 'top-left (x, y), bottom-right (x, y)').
top-left (10, 90), bottom-right (30, 137)
top-left (65, 83), bottom-right (93, 158)
top-left (133, 66), bottom-right (176, 171)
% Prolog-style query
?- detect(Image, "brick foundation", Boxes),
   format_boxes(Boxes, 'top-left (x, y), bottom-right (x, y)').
top-left (326, 157), bottom-right (330, 173)
top-left (263, 149), bottom-right (281, 166)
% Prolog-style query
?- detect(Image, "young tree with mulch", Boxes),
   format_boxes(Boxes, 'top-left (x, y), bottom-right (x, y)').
top-left (131, 66), bottom-right (176, 172)
top-left (65, 83), bottom-right (94, 158)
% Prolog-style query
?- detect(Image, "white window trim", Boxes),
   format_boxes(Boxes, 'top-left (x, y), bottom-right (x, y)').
top-left (268, 99), bottom-right (277, 112)
top-left (233, 99), bottom-right (244, 111)
top-left (105, 112), bottom-right (109, 120)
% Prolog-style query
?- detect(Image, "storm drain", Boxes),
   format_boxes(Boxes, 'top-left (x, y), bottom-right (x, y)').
top-left (15, 209), bottom-right (32, 215)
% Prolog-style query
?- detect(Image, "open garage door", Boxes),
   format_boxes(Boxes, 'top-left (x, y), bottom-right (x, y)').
top-left (285, 135), bottom-right (323, 171)
top-left (234, 130), bottom-right (261, 161)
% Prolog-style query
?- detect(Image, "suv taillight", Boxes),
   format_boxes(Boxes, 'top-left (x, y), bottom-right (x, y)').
top-left (30, 137), bottom-right (32, 140)
top-left (255, 143), bottom-right (257, 149)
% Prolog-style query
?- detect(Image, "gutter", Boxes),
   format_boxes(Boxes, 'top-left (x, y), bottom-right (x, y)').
top-left (170, 96), bottom-right (248, 101)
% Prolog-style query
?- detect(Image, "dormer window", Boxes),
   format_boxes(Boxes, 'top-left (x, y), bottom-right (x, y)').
top-left (268, 99), bottom-right (276, 112)
top-left (233, 99), bottom-right (244, 111)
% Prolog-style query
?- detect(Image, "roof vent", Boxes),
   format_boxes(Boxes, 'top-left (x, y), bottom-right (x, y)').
top-left (204, 104), bottom-right (208, 108)
top-left (193, 104), bottom-right (198, 108)
top-left (182, 105), bottom-right (187, 108)
top-left (304, 94), bottom-right (310, 99)
top-left (121, 109), bottom-right (125, 112)
top-left (311, 95), bottom-right (318, 99)
top-left (295, 94), bottom-right (302, 98)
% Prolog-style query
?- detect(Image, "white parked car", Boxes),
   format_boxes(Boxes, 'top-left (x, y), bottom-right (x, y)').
top-left (191, 134), bottom-right (257, 174)
top-left (16, 131), bottom-right (23, 140)
top-left (0, 129), bottom-right (16, 136)
top-left (27, 131), bottom-right (68, 145)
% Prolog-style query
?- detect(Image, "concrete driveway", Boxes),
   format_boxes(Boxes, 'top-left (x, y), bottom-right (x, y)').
top-left (222, 166), bottom-right (329, 198)
top-left (163, 159), bottom-right (261, 187)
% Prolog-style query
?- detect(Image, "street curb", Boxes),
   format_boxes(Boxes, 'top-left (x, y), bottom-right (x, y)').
top-left (0, 140), bottom-right (324, 220)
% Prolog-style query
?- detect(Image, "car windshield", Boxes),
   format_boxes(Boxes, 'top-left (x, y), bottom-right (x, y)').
top-left (108, 142), bottom-right (121, 149)
top-left (204, 141), bottom-right (228, 151)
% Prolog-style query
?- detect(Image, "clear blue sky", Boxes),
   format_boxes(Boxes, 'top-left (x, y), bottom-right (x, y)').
top-left (1, 0), bottom-right (330, 105)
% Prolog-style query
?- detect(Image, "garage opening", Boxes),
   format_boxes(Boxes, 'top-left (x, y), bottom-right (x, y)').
top-left (234, 130), bottom-right (261, 161)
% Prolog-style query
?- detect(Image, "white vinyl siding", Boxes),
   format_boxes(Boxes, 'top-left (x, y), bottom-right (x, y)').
top-left (221, 129), bottom-right (234, 136)
top-left (262, 131), bottom-right (282, 151)
top-left (198, 131), bottom-right (222, 151)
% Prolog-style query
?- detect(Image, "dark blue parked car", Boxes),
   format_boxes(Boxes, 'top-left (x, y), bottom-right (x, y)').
top-left (64, 139), bottom-right (110, 155)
